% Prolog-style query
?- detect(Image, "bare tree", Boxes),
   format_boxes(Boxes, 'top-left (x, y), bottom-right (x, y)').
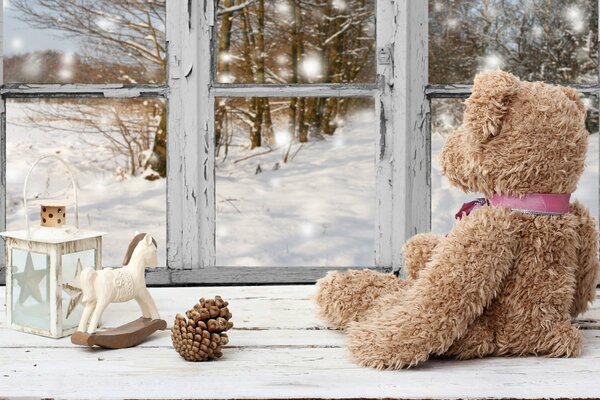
top-left (11, 0), bottom-right (167, 177)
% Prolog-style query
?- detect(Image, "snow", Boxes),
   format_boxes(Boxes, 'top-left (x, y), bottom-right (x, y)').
top-left (216, 109), bottom-right (376, 267)
top-left (5, 102), bottom-right (166, 267)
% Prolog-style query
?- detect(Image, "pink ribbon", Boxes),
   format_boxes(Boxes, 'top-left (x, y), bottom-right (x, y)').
top-left (456, 193), bottom-right (571, 220)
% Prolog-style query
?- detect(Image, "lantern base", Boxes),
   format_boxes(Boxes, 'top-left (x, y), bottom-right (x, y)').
top-left (71, 317), bottom-right (167, 349)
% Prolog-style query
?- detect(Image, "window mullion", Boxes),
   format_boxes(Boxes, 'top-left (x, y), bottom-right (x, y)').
top-left (166, 0), bottom-right (214, 271)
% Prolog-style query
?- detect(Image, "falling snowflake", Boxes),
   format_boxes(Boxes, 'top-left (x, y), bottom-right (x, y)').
top-left (480, 54), bottom-right (504, 72)
top-left (11, 37), bottom-right (24, 51)
top-left (531, 25), bottom-right (543, 39)
top-left (276, 54), bottom-right (288, 66)
top-left (332, 0), bottom-right (347, 11)
top-left (301, 56), bottom-right (323, 81)
top-left (58, 68), bottom-right (73, 81)
top-left (95, 17), bottom-right (118, 32)
top-left (275, 130), bottom-right (292, 147)
top-left (565, 6), bottom-right (585, 33)
top-left (276, 3), bottom-right (291, 15)
top-left (299, 222), bottom-right (316, 238)
top-left (218, 73), bottom-right (234, 83)
top-left (220, 52), bottom-right (233, 63)
top-left (447, 18), bottom-right (459, 29)
top-left (62, 52), bottom-right (76, 66)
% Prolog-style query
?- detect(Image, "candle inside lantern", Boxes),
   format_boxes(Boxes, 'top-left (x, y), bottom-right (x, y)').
top-left (40, 201), bottom-right (67, 228)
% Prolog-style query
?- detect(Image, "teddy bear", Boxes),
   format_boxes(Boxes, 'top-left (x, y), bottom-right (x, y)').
top-left (315, 70), bottom-right (600, 369)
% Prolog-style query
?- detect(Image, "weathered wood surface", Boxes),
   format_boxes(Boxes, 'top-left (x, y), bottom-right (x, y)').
top-left (166, 0), bottom-right (215, 270)
top-left (0, 84), bottom-right (167, 98)
top-left (1, 286), bottom-right (599, 399)
top-left (145, 266), bottom-right (390, 285)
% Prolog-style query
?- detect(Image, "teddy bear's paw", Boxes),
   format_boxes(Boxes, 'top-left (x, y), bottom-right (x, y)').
top-left (314, 269), bottom-right (404, 330)
top-left (403, 233), bottom-right (442, 279)
top-left (541, 323), bottom-right (583, 358)
top-left (346, 321), bottom-right (429, 369)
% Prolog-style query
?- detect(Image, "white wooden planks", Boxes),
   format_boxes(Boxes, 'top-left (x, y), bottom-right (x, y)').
top-left (0, 286), bottom-right (599, 399)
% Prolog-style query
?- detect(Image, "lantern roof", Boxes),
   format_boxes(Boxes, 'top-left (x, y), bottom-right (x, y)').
top-left (0, 225), bottom-right (105, 244)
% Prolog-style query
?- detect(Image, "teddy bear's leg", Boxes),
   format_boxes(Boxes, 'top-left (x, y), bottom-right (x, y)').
top-left (569, 202), bottom-right (600, 317)
top-left (346, 208), bottom-right (516, 369)
top-left (444, 315), bottom-right (496, 359)
top-left (315, 269), bottom-right (407, 329)
top-left (403, 233), bottom-right (443, 279)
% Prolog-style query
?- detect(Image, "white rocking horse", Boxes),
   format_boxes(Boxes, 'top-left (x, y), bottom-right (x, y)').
top-left (77, 233), bottom-right (161, 336)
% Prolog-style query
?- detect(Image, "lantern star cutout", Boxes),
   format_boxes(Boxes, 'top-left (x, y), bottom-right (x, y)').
top-left (13, 252), bottom-right (46, 305)
top-left (63, 258), bottom-right (84, 319)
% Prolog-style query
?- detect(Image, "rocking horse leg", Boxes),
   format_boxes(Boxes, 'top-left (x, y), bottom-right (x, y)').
top-left (87, 299), bottom-right (110, 334)
top-left (78, 302), bottom-right (96, 332)
top-left (137, 288), bottom-right (160, 320)
top-left (135, 296), bottom-right (152, 319)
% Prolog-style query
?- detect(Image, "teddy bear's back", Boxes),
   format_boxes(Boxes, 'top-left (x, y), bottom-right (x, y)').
top-left (446, 203), bottom-right (596, 359)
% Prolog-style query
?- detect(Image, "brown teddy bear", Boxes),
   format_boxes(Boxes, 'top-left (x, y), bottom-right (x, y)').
top-left (315, 70), bottom-right (600, 369)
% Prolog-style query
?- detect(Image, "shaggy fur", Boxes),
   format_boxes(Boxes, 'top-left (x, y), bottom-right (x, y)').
top-left (315, 70), bottom-right (600, 369)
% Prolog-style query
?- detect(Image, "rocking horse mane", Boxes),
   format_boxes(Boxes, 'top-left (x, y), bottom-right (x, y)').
top-left (123, 233), bottom-right (157, 266)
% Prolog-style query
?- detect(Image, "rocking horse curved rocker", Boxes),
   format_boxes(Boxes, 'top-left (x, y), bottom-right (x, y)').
top-left (71, 233), bottom-right (167, 349)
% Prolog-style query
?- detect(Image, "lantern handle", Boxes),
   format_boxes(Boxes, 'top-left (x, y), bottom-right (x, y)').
top-left (23, 155), bottom-right (79, 239)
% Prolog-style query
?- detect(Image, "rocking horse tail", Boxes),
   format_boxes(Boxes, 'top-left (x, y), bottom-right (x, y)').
top-left (80, 267), bottom-right (98, 303)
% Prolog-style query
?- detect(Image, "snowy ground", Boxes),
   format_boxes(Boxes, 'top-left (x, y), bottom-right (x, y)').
top-left (4, 102), bottom-right (166, 267)
top-left (216, 110), bottom-right (376, 267)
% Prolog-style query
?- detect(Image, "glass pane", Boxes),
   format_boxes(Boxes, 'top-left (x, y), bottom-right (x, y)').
top-left (215, 0), bottom-right (375, 84)
top-left (429, 0), bottom-right (598, 84)
top-left (11, 249), bottom-right (50, 330)
top-left (5, 98), bottom-right (167, 267)
top-left (4, 0), bottom-right (166, 84)
top-left (215, 97), bottom-right (375, 266)
top-left (431, 97), bottom-right (599, 234)
top-left (61, 249), bottom-right (96, 329)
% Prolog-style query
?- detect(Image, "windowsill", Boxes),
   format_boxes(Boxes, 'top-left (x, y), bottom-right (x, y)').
top-left (1, 286), bottom-right (599, 399)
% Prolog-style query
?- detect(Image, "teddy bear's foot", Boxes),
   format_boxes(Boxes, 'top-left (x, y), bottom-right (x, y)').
top-left (346, 318), bottom-right (429, 369)
top-left (444, 318), bottom-right (496, 359)
top-left (403, 233), bottom-right (442, 279)
top-left (537, 323), bottom-right (582, 358)
top-left (314, 269), bottom-right (406, 329)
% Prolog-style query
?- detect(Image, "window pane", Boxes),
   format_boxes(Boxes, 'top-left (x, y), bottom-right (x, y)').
top-left (431, 97), bottom-right (599, 234)
top-left (215, 97), bottom-right (375, 266)
top-left (4, 0), bottom-right (166, 84)
top-left (5, 98), bottom-right (167, 267)
top-left (429, 0), bottom-right (598, 84)
top-left (215, 0), bottom-right (375, 84)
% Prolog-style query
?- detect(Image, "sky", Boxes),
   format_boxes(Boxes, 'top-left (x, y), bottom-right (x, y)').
top-left (4, 0), bottom-right (79, 56)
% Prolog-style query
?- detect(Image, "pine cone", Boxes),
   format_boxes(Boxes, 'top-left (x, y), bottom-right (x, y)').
top-left (171, 296), bottom-right (233, 361)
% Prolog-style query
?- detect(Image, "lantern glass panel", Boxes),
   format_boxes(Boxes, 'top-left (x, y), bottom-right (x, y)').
top-left (11, 249), bottom-right (50, 330)
top-left (61, 249), bottom-right (96, 328)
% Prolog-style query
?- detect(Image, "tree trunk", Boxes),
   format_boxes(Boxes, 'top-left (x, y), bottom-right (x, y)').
top-left (147, 105), bottom-right (167, 177)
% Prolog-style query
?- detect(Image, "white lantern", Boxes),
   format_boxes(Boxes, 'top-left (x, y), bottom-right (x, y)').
top-left (1, 156), bottom-right (104, 338)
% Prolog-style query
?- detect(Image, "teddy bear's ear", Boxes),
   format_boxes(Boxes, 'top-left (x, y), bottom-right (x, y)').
top-left (559, 86), bottom-right (586, 114)
top-left (464, 70), bottom-right (520, 141)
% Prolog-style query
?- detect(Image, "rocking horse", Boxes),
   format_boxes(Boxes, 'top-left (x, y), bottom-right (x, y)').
top-left (71, 233), bottom-right (167, 349)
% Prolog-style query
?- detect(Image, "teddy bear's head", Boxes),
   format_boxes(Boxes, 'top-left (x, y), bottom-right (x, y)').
top-left (440, 70), bottom-right (588, 197)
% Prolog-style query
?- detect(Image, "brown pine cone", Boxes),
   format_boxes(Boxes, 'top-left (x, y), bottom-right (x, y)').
top-left (171, 296), bottom-right (233, 361)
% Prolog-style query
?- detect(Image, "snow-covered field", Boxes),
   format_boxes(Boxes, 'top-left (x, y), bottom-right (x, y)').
top-left (216, 110), bottom-right (376, 266)
top-left (5, 102), bottom-right (166, 267)
top-left (4, 102), bottom-right (598, 268)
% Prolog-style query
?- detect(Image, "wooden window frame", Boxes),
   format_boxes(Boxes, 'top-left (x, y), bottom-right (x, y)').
top-left (0, 0), bottom-right (430, 285)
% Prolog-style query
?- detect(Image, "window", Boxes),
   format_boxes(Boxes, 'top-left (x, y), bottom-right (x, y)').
top-left (1, 1), bottom-right (595, 285)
